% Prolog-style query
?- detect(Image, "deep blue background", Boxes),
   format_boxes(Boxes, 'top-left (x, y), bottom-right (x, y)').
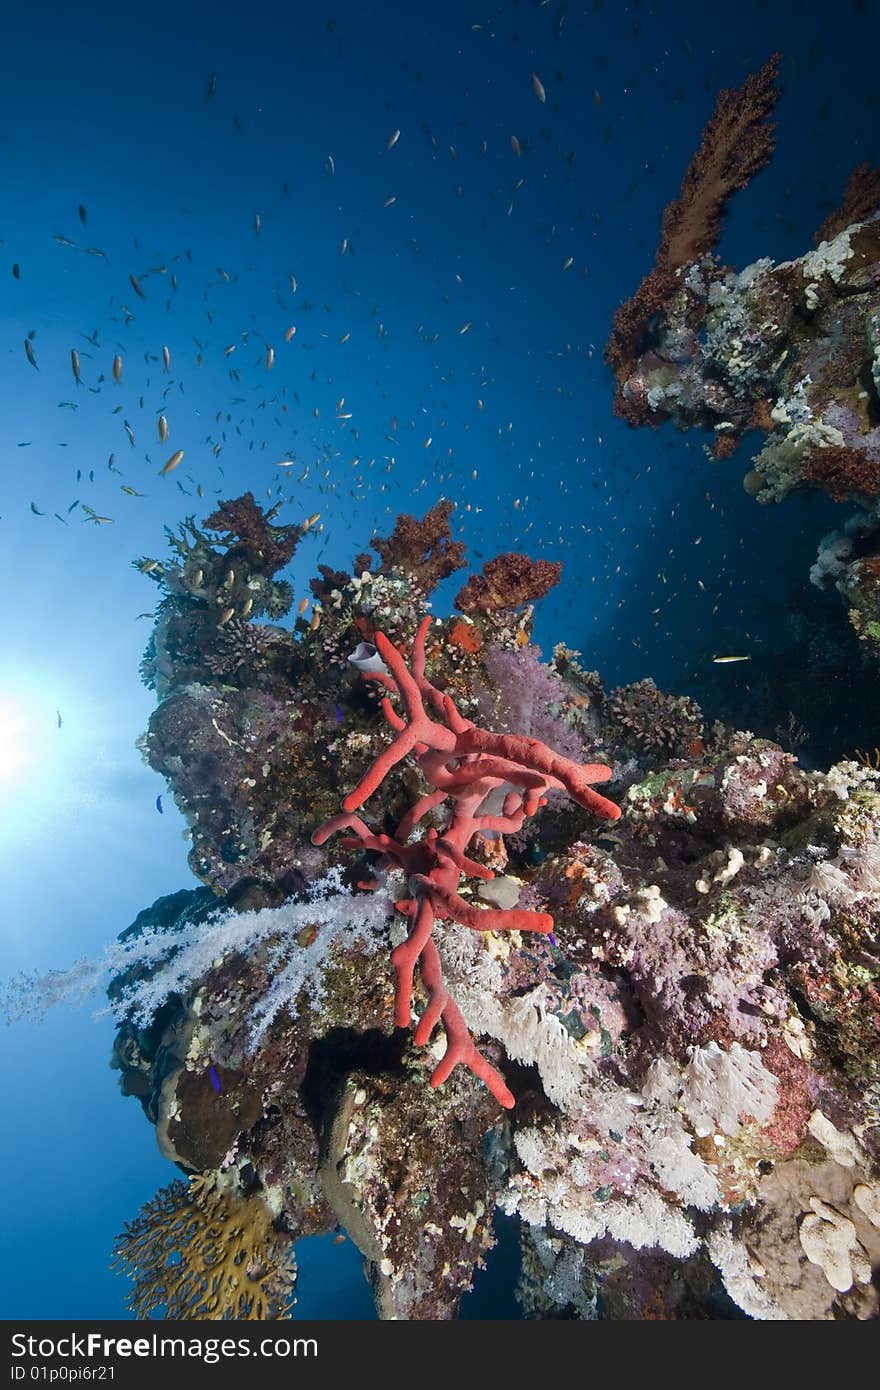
top-left (1, 0), bottom-right (877, 1319)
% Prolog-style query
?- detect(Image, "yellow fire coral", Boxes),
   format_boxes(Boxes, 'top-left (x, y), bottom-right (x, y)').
top-left (112, 1172), bottom-right (297, 1319)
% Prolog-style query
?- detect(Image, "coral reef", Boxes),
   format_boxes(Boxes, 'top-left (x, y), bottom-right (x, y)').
top-left (606, 54), bottom-right (781, 424)
top-left (605, 59), bottom-right (880, 652)
top-left (8, 496), bottom-right (880, 1320)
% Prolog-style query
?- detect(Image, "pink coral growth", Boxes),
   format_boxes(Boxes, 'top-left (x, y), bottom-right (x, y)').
top-left (313, 616), bottom-right (620, 1107)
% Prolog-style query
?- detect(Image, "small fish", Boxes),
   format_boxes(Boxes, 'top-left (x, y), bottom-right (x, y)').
top-left (207, 71), bottom-right (217, 100)
top-left (712, 654), bottom-right (751, 664)
top-left (56, 710), bottom-right (62, 729)
top-left (386, 128), bottom-right (401, 150)
top-left (254, 211), bottom-right (261, 235)
top-left (24, 339), bottom-right (38, 369)
top-left (562, 256), bottom-right (574, 270)
top-left (129, 272), bottom-right (145, 299)
top-left (157, 415), bottom-right (169, 443)
top-left (135, 612), bottom-right (154, 620)
top-left (531, 72), bottom-right (546, 103)
top-left (218, 606), bottom-right (235, 626)
top-left (284, 325), bottom-right (296, 341)
top-left (84, 247), bottom-right (108, 260)
top-left (12, 262), bottom-right (20, 279)
top-left (121, 484), bottom-right (145, 497)
top-left (78, 204), bottom-right (87, 224)
top-left (124, 420), bottom-right (136, 447)
top-left (30, 501), bottom-right (45, 515)
top-left (334, 704), bottom-right (343, 724)
top-left (303, 512), bottom-right (320, 529)
top-left (297, 596), bottom-right (309, 615)
top-left (265, 344), bottom-right (275, 370)
top-left (156, 794), bottom-right (163, 814)
top-left (208, 1065), bottom-right (222, 1094)
top-left (240, 597), bottom-right (253, 618)
top-left (289, 272), bottom-right (297, 294)
top-left (160, 448), bottom-right (185, 476)
top-left (71, 348), bottom-right (82, 383)
top-left (139, 558), bottom-right (160, 572)
top-left (459, 321), bottom-right (472, 335)
top-left (162, 344), bottom-right (171, 371)
top-left (53, 233), bottom-right (77, 248)
top-left (510, 134), bottom-right (522, 156)
top-left (112, 354), bottom-right (123, 383)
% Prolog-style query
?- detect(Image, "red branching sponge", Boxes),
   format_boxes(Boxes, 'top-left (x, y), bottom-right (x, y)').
top-left (312, 616), bottom-right (620, 1107)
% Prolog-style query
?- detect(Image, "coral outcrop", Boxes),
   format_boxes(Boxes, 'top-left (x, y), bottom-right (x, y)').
top-left (606, 59), bottom-right (880, 654)
top-left (7, 497), bottom-right (879, 1320)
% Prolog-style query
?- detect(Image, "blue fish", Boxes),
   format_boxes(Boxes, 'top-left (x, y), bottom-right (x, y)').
top-left (155, 794), bottom-right (163, 814)
top-left (209, 1065), bottom-right (222, 1094)
top-left (548, 933), bottom-right (557, 947)
top-left (334, 703), bottom-right (344, 724)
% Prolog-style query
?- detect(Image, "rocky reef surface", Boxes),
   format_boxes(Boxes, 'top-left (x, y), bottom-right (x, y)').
top-left (606, 56), bottom-right (880, 658)
top-left (87, 495), bottom-right (880, 1320)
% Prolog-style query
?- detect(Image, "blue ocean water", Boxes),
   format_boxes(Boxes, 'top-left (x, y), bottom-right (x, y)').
top-left (0, 0), bottom-right (877, 1319)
